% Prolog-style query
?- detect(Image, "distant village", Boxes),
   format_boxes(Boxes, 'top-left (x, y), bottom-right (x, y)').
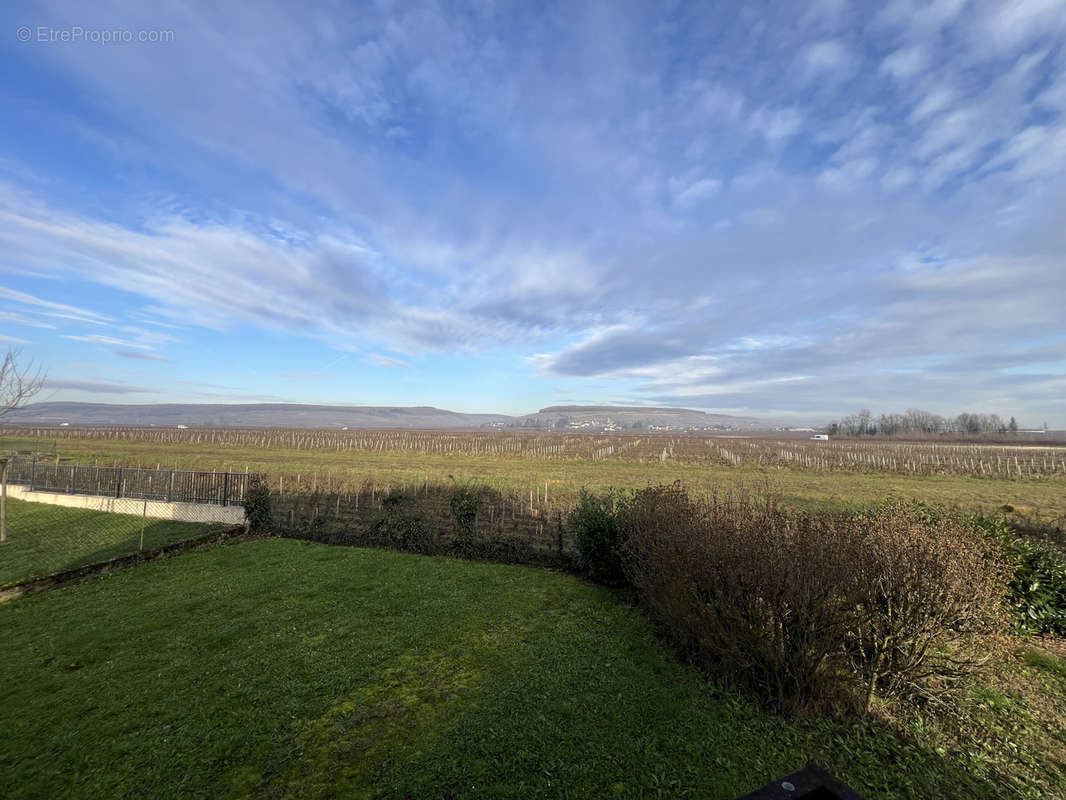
top-left (486, 418), bottom-right (746, 433)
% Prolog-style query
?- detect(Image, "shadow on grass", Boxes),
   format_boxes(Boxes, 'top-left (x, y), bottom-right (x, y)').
top-left (57, 520), bottom-right (228, 575)
top-left (791, 708), bottom-right (1029, 800)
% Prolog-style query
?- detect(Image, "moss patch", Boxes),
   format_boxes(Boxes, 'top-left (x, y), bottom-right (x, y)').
top-left (243, 643), bottom-right (487, 799)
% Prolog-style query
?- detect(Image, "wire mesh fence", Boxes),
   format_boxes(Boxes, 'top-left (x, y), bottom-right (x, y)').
top-left (0, 492), bottom-right (237, 588)
top-left (3, 457), bottom-right (249, 505)
top-left (269, 479), bottom-right (571, 568)
top-left (0, 458), bottom-right (242, 588)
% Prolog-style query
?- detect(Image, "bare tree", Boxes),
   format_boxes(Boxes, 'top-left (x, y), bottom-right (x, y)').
top-left (0, 348), bottom-right (45, 420)
top-left (1, 349), bottom-right (45, 542)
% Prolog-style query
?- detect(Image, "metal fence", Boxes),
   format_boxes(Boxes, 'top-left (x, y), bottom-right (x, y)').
top-left (0, 490), bottom-right (236, 589)
top-left (4, 458), bottom-right (249, 506)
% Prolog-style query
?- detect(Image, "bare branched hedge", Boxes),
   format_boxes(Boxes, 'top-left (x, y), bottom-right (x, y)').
top-left (621, 484), bottom-right (1011, 712)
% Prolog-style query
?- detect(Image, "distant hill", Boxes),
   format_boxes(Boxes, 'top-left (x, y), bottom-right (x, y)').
top-left (3, 402), bottom-right (511, 429)
top-left (504, 405), bottom-right (770, 431)
top-left (4, 402), bottom-right (773, 432)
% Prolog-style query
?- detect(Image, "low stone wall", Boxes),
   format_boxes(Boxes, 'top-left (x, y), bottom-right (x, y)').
top-left (5, 484), bottom-right (246, 525)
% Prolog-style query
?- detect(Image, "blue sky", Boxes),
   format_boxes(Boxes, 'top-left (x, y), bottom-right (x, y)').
top-left (1, 0), bottom-right (1065, 424)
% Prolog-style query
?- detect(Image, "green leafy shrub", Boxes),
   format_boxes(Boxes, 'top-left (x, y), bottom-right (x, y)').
top-left (370, 488), bottom-right (435, 554)
top-left (972, 513), bottom-right (1066, 635)
top-left (242, 473), bottom-right (273, 533)
top-left (446, 534), bottom-right (548, 566)
top-left (1009, 541), bottom-right (1066, 634)
top-left (567, 489), bottom-right (628, 585)
top-left (449, 485), bottom-right (482, 539)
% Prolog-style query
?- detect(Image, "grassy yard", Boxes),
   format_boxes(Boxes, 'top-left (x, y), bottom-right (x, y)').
top-left (1, 539), bottom-right (1064, 799)
top-left (0, 498), bottom-right (227, 587)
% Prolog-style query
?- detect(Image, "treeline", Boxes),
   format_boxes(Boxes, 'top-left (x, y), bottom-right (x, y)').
top-left (827, 408), bottom-right (1021, 437)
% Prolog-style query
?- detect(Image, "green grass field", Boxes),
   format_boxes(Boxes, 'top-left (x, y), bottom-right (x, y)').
top-left (35, 436), bottom-right (1066, 526)
top-left (1, 539), bottom-right (1064, 799)
top-left (0, 498), bottom-right (226, 587)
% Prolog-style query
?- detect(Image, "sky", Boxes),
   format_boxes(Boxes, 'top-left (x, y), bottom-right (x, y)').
top-left (1, 0), bottom-right (1065, 425)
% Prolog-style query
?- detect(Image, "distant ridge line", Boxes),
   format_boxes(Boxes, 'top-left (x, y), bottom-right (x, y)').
top-left (5, 401), bottom-right (773, 430)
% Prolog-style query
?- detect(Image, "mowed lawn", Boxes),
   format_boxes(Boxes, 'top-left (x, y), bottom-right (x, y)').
top-left (2, 539), bottom-right (1064, 799)
top-left (0, 498), bottom-right (227, 587)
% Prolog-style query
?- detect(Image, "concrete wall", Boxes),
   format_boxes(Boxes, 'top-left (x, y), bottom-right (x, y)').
top-left (5, 483), bottom-right (245, 525)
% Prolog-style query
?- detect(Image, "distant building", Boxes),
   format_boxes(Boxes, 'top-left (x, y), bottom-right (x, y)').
top-left (177, 424), bottom-right (188, 429)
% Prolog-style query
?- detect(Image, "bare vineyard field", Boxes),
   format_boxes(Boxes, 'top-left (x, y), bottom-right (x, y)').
top-left (5, 426), bottom-right (1066, 524)
top-left (9, 425), bottom-right (1066, 476)
top-left (707, 437), bottom-right (1066, 478)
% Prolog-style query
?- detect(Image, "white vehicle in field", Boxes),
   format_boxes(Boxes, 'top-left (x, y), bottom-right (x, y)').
top-left (810, 434), bottom-right (829, 440)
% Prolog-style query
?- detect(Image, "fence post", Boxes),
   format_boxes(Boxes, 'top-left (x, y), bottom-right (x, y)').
top-left (71, 464), bottom-right (77, 494)
top-left (139, 498), bottom-right (147, 551)
top-left (222, 472), bottom-right (230, 507)
top-left (167, 470), bottom-right (174, 503)
top-left (30, 455), bottom-right (36, 492)
top-left (0, 458), bottom-right (8, 543)
top-left (116, 468), bottom-right (123, 499)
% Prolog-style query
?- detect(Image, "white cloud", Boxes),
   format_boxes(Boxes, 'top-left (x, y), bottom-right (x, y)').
top-left (880, 46), bottom-right (929, 80)
top-left (988, 124), bottom-right (1066, 179)
top-left (366, 353), bottom-right (411, 368)
top-left (801, 38), bottom-right (852, 72)
top-left (973, 0), bottom-right (1066, 51)
top-left (114, 350), bottom-right (171, 362)
top-left (1, 188), bottom-right (479, 352)
top-left (61, 334), bottom-right (153, 350)
top-left (817, 157), bottom-right (878, 190)
top-left (801, 39), bottom-right (855, 76)
top-left (909, 85), bottom-right (958, 123)
top-left (749, 107), bottom-right (804, 143)
top-left (672, 177), bottom-right (722, 208)
top-left (876, 0), bottom-right (968, 34)
top-left (0, 311), bottom-right (56, 329)
top-left (1037, 75), bottom-right (1066, 110)
top-left (0, 285), bottom-right (112, 325)
top-left (881, 166), bottom-right (916, 190)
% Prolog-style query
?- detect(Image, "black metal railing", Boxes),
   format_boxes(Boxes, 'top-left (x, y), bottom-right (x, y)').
top-left (4, 458), bottom-right (248, 506)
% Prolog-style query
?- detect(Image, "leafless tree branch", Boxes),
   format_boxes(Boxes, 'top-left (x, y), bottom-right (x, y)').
top-left (0, 348), bottom-right (46, 420)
